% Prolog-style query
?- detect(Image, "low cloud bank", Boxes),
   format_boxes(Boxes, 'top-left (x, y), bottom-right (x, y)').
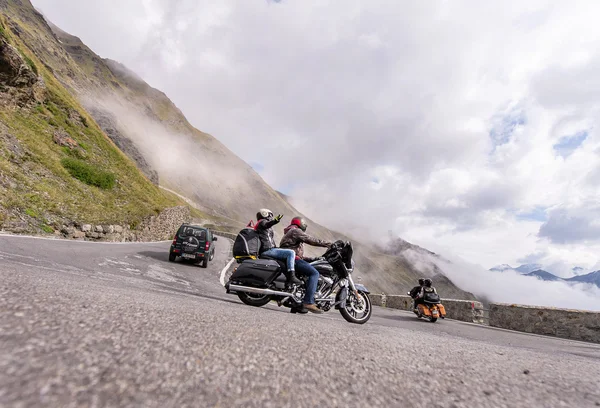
top-left (403, 248), bottom-right (600, 312)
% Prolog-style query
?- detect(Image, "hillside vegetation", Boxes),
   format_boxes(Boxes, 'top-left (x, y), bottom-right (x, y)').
top-left (0, 10), bottom-right (199, 233)
top-left (0, 0), bottom-right (474, 299)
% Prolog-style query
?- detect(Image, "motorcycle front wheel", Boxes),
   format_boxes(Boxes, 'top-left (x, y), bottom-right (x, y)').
top-left (340, 291), bottom-right (372, 324)
top-left (237, 292), bottom-right (271, 307)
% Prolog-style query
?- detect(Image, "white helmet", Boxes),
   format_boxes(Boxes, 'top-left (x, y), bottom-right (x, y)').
top-left (257, 208), bottom-right (273, 221)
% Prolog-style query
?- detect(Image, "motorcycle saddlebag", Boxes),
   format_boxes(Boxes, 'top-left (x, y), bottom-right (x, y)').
top-left (437, 303), bottom-right (446, 316)
top-left (228, 259), bottom-right (282, 287)
top-left (417, 304), bottom-right (431, 316)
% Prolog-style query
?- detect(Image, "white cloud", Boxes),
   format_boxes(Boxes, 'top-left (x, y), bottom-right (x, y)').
top-left (539, 205), bottom-right (600, 244)
top-left (432, 253), bottom-right (600, 312)
top-left (33, 0), bottom-right (600, 287)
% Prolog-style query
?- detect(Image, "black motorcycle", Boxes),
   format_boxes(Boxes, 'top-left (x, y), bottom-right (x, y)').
top-left (225, 240), bottom-right (372, 324)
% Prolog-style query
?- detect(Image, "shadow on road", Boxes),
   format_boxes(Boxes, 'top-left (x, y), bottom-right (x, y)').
top-left (149, 282), bottom-right (244, 307)
top-left (137, 251), bottom-right (169, 262)
top-left (377, 313), bottom-right (430, 323)
top-left (137, 251), bottom-right (204, 268)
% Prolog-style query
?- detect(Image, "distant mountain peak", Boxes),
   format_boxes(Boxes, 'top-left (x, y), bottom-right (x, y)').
top-left (524, 270), bottom-right (563, 282)
top-left (515, 264), bottom-right (543, 274)
top-left (490, 264), bottom-right (513, 272)
top-left (567, 270), bottom-right (600, 288)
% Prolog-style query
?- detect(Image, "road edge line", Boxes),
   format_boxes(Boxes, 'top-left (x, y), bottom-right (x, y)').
top-left (0, 233), bottom-right (172, 245)
top-left (220, 257), bottom-right (235, 287)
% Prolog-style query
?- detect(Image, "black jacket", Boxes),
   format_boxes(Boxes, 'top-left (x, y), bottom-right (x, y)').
top-left (409, 285), bottom-right (422, 299)
top-left (255, 218), bottom-right (280, 253)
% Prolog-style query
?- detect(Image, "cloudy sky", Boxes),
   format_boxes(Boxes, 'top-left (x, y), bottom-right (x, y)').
top-left (34, 0), bottom-right (600, 274)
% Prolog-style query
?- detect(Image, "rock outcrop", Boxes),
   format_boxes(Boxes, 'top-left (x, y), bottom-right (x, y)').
top-left (0, 37), bottom-right (45, 107)
top-left (53, 129), bottom-right (78, 149)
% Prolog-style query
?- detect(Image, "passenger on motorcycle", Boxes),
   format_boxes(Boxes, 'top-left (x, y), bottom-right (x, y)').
top-left (415, 278), bottom-right (437, 310)
top-left (254, 209), bottom-right (301, 287)
top-left (280, 216), bottom-right (333, 314)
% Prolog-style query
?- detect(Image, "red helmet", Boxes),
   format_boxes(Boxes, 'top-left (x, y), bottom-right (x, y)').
top-left (291, 216), bottom-right (308, 232)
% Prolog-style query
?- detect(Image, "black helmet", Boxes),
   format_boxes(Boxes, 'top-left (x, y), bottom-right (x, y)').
top-left (257, 208), bottom-right (274, 221)
top-left (418, 278), bottom-right (425, 285)
top-left (423, 278), bottom-right (432, 287)
top-left (290, 216), bottom-right (307, 232)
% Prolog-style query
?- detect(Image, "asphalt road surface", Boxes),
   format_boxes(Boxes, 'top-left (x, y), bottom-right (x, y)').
top-left (1, 235), bottom-right (600, 408)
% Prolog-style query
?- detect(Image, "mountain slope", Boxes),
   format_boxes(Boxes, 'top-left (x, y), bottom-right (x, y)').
top-left (0, 0), bottom-right (474, 299)
top-left (0, 6), bottom-right (192, 232)
top-left (567, 271), bottom-right (600, 288)
top-left (524, 270), bottom-right (563, 282)
top-left (515, 264), bottom-right (543, 274)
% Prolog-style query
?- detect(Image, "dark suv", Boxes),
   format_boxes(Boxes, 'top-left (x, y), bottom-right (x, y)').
top-left (169, 224), bottom-right (217, 268)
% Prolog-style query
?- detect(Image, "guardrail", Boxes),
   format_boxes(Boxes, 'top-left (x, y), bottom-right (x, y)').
top-left (372, 293), bottom-right (599, 343)
top-left (212, 231), bottom-right (237, 241)
top-left (489, 303), bottom-right (600, 344)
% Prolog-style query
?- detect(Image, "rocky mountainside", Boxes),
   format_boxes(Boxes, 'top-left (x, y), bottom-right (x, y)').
top-left (0, 2), bottom-right (188, 233)
top-left (0, 0), bottom-right (474, 299)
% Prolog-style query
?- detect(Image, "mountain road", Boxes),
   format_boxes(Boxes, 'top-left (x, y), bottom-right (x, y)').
top-left (1, 235), bottom-right (600, 407)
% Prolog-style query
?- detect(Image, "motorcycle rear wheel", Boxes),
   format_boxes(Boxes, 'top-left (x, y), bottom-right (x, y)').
top-left (340, 291), bottom-right (372, 324)
top-left (237, 292), bottom-right (271, 307)
top-left (429, 317), bottom-right (438, 322)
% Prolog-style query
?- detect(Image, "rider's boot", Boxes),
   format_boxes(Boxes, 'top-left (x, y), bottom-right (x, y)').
top-left (284, 269), bottom-right (302, 288)
top-left (290, 304), bottom-right (308, 314)
top-left (303, 303), bottom-right (323, 314)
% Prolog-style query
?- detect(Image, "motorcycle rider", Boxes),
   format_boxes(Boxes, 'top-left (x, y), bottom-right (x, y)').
top-left (422, 278), bottom-right (437, 294)
top-left (255, 209), bottom-right (301, 286)
top-left (415, 278), bottom-right (437, 311)
top-left (409, 278), bottom-right (425, 311)
top-left (280, 216), bottom-right (333, 314)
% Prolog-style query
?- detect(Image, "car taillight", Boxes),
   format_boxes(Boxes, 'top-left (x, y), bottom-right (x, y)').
top-left (205, 242), bottom-right (210, 251)
top-left (172, 234), bottom-right (177, 245)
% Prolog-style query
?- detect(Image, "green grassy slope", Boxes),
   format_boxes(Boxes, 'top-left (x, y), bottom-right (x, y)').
top-left (0, 9), bottom-right (187, 232)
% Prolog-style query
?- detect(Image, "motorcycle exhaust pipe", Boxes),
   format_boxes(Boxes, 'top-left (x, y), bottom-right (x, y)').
top-left (228, 284), bottom-right (292, 298)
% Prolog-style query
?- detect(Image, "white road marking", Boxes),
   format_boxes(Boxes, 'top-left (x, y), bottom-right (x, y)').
top-left (99, 259), bottom-right (135, 267)
top-left (0, 251), bottom-right (40, 260)
top-left (220, 257), bottom-right (236, 287)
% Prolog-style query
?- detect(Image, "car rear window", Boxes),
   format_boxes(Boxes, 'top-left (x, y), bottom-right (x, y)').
top-left (179, 226), bottom-right (207, 240)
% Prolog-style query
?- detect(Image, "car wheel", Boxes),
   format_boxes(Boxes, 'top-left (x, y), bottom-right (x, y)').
top-left (168, 252), bottom-right (176, 262)
top-left (201, 257), bottom-right (208, 268)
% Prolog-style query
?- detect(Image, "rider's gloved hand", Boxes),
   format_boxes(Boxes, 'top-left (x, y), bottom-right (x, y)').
top-left (274, 214), bottom-right (283, 223)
